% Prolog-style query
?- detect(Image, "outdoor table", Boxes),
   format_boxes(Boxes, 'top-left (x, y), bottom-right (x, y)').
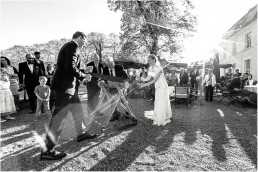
top-left (244, 85), bottom-right (258, 93)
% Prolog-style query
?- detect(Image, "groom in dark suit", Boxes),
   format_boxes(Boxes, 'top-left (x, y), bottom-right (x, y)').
top-left (40, 31), bottom-right (98, 161)
top-left (86, 53), bottom-right (104, 114)
top-left (19, 54), bottom-right (45, 114)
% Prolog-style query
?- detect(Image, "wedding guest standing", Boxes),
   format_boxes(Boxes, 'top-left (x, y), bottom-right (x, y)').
top-left (0, 73), bottom-right (16, 122)
top-left (225, 67), bottom-right (233, 83)
top-left (102, 56), bottom-right (132, 121)
top-left (34, 76), bottom-right (51, 121)
top-left (46, 64), bottom-right (56, 112)
top-left (202, 69), bottom-right (216, 102)
top-left (169, 70), bottom-right (179, 86)
top-left (86, 53), bottom-right (104, 114)
top-left (19, 54), bottom-right (45, 114)
top-left (34, 51), bottom-right (46, 75)
top-left (234, 68), bottom-right (242, 77)
top-left (1, 56), bottom-right (20, 111)
top-left (190, 66), bottom-right (199, 90)
top-left (179, 68), bottom-right (189, 86)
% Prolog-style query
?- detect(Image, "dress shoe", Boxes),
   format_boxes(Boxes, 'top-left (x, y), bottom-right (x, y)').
top-left (40, 150), bottom-right (67, 161)
top-left (77, 133), bottom-right (98, 142)
top-left (30, 110), bottom-right (36, 114)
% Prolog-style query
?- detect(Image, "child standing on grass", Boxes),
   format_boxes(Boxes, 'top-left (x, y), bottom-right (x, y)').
top-left (0, 73), bottom-right (16, 122)
top-left (34, 76), bottom-right (51, 121)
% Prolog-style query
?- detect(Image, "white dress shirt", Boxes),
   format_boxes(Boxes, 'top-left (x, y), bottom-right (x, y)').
top-left (27, 62), bottom-right (33, 73)
top-left (110, 68), bottom-right (116, 77)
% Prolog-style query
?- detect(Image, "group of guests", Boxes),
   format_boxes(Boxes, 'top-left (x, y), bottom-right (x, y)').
top-left (163, 65), bottom-right (256, 104)
top-left (164, 66), bottom-right (217, 102)
top-left (0, 53), bottom-right (56, 122)
top-left (221, 69), bottom-right (257, 104)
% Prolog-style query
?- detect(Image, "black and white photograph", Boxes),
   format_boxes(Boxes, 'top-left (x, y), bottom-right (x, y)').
top-left (0, 0), bottom-right (257, 171)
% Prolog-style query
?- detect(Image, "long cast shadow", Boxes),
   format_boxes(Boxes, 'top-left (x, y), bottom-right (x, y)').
top-left (89, 121), bottom-right (164, 171)
top-left (198, 106), bottom-right (229, 162)
top-left (88, 102), bottom-right (203, 171)
top-left (223, 107), bottom-right (257, 168)
top-left (49, 128), bottom-right (129, 171)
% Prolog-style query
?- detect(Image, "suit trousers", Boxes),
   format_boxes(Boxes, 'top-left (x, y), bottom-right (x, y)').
top-left (87, 86), bottom-right (101, 113)
top-left (205, 85), bottom-right (214, 101)
top-left (26, 88), bottom-right (37, 111)
top-left (45, 91), bottom-right (84, 150)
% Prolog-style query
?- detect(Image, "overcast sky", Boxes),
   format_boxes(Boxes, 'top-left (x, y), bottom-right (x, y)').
top-left (1, 0), bottom-right (257, 61)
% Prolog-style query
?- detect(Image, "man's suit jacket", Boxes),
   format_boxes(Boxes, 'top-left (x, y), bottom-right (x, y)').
top-left (103, 64), bottom-right (128, 79)
top-left (35, 59), bottom-right (46, 75)
top-left (18, 61), bottom-right (44, 91)
top-left (180, 72), bottom-right (189, 86)
top-left (102, 64), bottom-right (128, 94)
top-left (51, 41), bottom-right (85, 95)
top-left (87, 61), bottom-right (104, 90)
top-left (190, 70), bottom-right (199, 83)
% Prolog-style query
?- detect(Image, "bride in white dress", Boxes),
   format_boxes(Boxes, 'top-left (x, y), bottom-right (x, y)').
top-left (139, 54), bottom-right (172, 126)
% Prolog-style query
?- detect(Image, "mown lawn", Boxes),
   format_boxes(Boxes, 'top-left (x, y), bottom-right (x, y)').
top-left (0, 98), bottom-right (257, 171)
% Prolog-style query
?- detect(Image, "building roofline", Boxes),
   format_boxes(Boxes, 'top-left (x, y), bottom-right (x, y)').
top-left (223, 5), bottom-right (257, 39)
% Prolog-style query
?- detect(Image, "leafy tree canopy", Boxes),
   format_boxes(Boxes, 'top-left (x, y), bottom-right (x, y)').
top-left (107, 0), bottom-right (197, 62)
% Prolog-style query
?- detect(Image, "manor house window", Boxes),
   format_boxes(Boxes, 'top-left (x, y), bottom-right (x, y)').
top-left (245, 59), bottom-right (251, 74)
top-left (232, 42), bottom-right (237, 54)
top-left (246, 32), bottom-right (251, 48)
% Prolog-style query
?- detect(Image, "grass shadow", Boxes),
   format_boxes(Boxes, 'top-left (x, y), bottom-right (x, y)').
top-left (223, 107), bottom-right (257, 168)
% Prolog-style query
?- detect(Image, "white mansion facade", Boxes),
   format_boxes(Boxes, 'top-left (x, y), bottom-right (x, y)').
top-left (218, 5), bottom-right (257, 80)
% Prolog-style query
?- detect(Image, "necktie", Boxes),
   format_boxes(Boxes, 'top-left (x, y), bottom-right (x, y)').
top-left (110, 69), bottom-right (113, 76)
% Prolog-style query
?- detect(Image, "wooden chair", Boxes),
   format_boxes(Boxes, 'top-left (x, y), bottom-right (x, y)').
top-left (174, 86), bottom-right (190, 109)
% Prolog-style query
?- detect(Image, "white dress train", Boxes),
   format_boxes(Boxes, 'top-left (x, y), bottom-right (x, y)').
top-left (144, 64), bottom-right (172, 126)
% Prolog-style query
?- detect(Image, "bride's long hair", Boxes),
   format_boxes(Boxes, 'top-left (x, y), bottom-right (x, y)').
top-left (148, 54), bottom-right (160, 66)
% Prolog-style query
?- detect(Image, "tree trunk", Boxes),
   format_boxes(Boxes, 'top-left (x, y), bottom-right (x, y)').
top-left (150, 35), bottom-right (158, 56)
top-left (98, 43), bottom-right (102, 62)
